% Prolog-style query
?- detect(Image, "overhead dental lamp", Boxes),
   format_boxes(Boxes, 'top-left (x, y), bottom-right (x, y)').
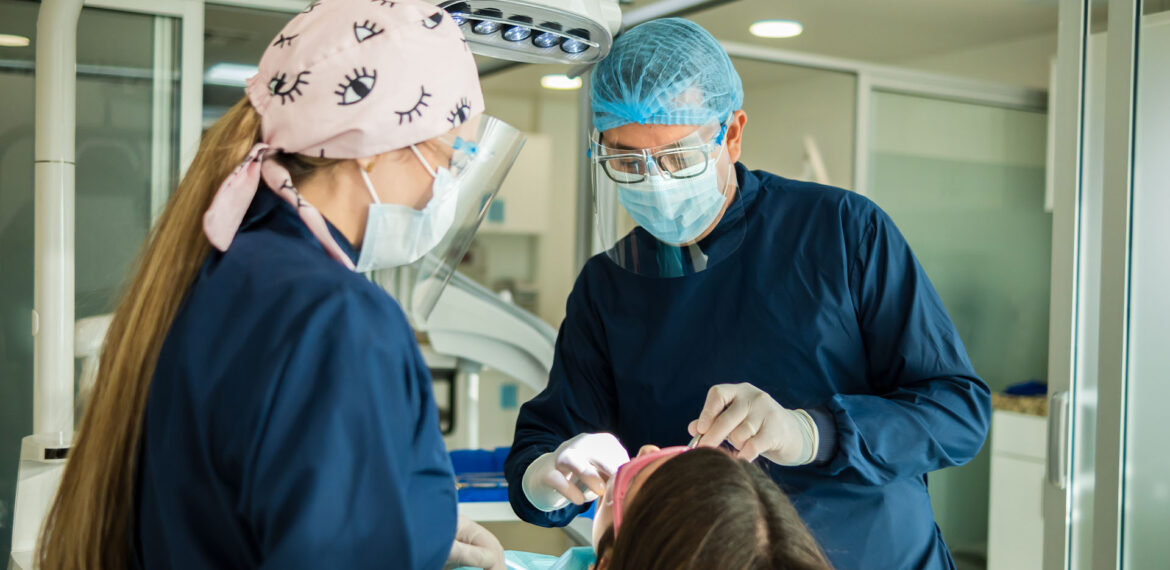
top-left (435, 0), bottom-right (623, 64)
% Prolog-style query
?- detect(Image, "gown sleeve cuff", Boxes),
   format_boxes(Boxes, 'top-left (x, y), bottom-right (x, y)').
top-left (505, 446), bottom-right (587, 527)
top-left (805, 406), bottom-right (839, 465)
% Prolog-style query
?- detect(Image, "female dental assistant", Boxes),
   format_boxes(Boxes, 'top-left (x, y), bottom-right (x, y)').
top-left (505, 18), bottom-right (991, 570)
top-left (38, 2), bottom-right (509, 569)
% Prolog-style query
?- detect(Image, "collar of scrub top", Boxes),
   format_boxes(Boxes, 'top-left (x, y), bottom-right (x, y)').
top-left (201, 0), bottom-right (484, 271)
top-left (610, 445), bottom-right (692, 535)
top-left (610, 162), bottom-right (756, 276)
top-left (733, 162), bottom-right (760, 206)
top-left (239, 185), bottom-right (360, 264)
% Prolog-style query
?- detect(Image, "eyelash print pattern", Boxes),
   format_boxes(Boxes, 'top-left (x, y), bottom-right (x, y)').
top-left (447, 97), bottom-right (471, 127)
top-left (336, 67), bottom-right (377, 106)
top-left (273, 33), bottom-right (298, 48)
top-left (396, 86), bottom-right (432, 124)
top-left (422, 12), bottom-right (444, 29)
top-left (269, 70), bottom-right (310, 105)
top-left (371, 0), bottom-right (396, 6)
top-left (353, 20), bottom-right (384, 43)
top-left (278, 179), bottom-right (305, 207)
top-left (302, 1), bottom-right (320, 13)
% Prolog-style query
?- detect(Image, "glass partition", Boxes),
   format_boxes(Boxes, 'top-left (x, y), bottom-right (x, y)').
top-left (0, 0), bottom-right (180, 554)
top-left (1120, 9), bottom-right (1170, 570)
top-left (732, 58), bottom-right (856, 188)
top-left (868, 90), bottom-right (1050, 562)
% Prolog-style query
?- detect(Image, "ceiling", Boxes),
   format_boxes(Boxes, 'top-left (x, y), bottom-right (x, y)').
top-left (198, 0), bottom-right (1069, 96)
top-left (687, 0), bottom-right (1061, 62)
top-left (477, 0), bottom-right (1067, 97)
top-left (1, 0), bottom-right (1131, 107)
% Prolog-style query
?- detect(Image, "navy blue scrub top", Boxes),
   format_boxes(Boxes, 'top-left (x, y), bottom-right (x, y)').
top-left (505, 164), bottom-right (992, 570)
top-left (133, 188), bottom-right (455, 569)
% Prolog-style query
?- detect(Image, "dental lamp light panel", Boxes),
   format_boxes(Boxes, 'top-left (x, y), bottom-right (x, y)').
top-left (436, 0), bottom-right (622, 64)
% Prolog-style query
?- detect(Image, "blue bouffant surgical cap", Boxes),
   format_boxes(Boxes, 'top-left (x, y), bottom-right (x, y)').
top-left (590, 18), bottom-right (744, 132)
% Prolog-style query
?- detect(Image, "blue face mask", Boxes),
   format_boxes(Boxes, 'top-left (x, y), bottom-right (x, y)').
top-left (617, 145), bottom-right (729, 245)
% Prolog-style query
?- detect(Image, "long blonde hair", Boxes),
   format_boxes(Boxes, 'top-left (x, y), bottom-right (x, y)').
top-left (37, 98), bottom-right (339, 569)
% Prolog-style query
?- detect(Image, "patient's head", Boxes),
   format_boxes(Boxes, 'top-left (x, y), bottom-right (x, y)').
top-left (592, 446), bottom-right (831, 570)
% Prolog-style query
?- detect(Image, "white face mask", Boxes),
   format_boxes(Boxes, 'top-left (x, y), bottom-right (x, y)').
top-left (616, 145), bottom-right (730, 245)
top-left (354, 145), bottom-right (458, 272)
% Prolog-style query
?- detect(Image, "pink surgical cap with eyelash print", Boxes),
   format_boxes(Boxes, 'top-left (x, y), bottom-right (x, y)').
top-left (203, 0), bottom-right (483, 268)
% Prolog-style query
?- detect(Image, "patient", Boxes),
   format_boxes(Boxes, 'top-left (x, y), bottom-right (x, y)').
top-left (592, 445), bottom-right (832, 570)
top-left (463, 445), bottom-right (831, 569)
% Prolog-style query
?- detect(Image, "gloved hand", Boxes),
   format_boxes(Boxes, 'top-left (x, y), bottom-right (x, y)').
top-left (687, 383), bottom-right (819, 466)
top-left (444, 514), bottom-right (505, 570)
top-left (522, 432), bottom-right (630, 512)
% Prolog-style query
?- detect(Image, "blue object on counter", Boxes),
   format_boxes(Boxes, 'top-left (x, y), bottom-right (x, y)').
top-left (450, 446), bottom-right (512, 473)
top-left (449, 447), bottom-right (598, 519)
top-left (1003, 380), bottom-right (1047, 396)
top-left (451, 447), bottom-right (512, 502)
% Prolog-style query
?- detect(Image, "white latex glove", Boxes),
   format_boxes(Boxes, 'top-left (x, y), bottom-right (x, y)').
top-left (522, 433), bottom-right (631, 512)
top-left (687, 383), bottom-right (819, 466)
top-left (444, 514), bottom-right (505, 570)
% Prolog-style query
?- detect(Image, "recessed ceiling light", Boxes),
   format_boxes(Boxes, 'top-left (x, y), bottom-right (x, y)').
top-left (541, 74), bottom-right (582, 90)
top-left (0, 34), bottom-right (31, 47)
top-left (749, 20), bottom-right (803, 39)
top-left (203, 63), bottom-right (259, 87)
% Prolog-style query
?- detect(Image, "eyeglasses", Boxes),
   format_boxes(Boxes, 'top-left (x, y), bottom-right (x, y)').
top-left (592, 121), bottom-right (727, 184)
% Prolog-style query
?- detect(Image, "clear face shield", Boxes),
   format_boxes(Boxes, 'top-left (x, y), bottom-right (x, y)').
top-left (379, 114), bottom-right (525, 323)
top-left (591, 118), bottom-right (745, 278)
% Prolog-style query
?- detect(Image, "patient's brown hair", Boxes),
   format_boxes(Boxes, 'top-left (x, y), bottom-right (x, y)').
top-left (595, 447), bottom-right (832, 570)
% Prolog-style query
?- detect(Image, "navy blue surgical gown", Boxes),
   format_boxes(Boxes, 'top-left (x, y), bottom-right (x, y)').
top-left (505, 164), bottom-right (991, 569)
top-left (133, 188), bottom-right (455, 569)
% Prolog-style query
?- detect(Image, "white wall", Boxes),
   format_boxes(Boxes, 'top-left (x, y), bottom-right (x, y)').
top-left (870, 92), bottom-right (1048, 167)
top-left (736, 67), bottom-right (857, 188)
top-left (470, 90), bottom-right (580, 328)
top-left (905, 32), bottom-right (1058, 91)
top-left (532, 95), bottom-right (581, 327)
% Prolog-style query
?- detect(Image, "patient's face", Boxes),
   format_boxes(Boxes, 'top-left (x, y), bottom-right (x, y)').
top-left (591, 445), bottom-right (674, 550)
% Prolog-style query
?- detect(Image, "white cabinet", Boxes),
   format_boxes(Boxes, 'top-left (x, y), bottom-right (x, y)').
top-left (987, 410), bottom-right (1047, 570)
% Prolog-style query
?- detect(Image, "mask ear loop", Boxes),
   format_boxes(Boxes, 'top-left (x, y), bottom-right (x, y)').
top-left (410, 144), bottom-right (439, 179)
top-left (359, 159), bottom-right (381, 205)
top-left (715, 144), bottom-right (735, 197)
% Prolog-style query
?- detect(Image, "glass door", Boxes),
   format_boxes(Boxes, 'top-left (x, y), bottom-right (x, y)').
top-left (1044, 0), bottom-right (1170, 568)
top-left (1115, 3), bottom-right (1170, 569)
top-left (1040, 1), bottom-right (1091, 567)
top-left (2, 0), bottom-right (199, 561)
